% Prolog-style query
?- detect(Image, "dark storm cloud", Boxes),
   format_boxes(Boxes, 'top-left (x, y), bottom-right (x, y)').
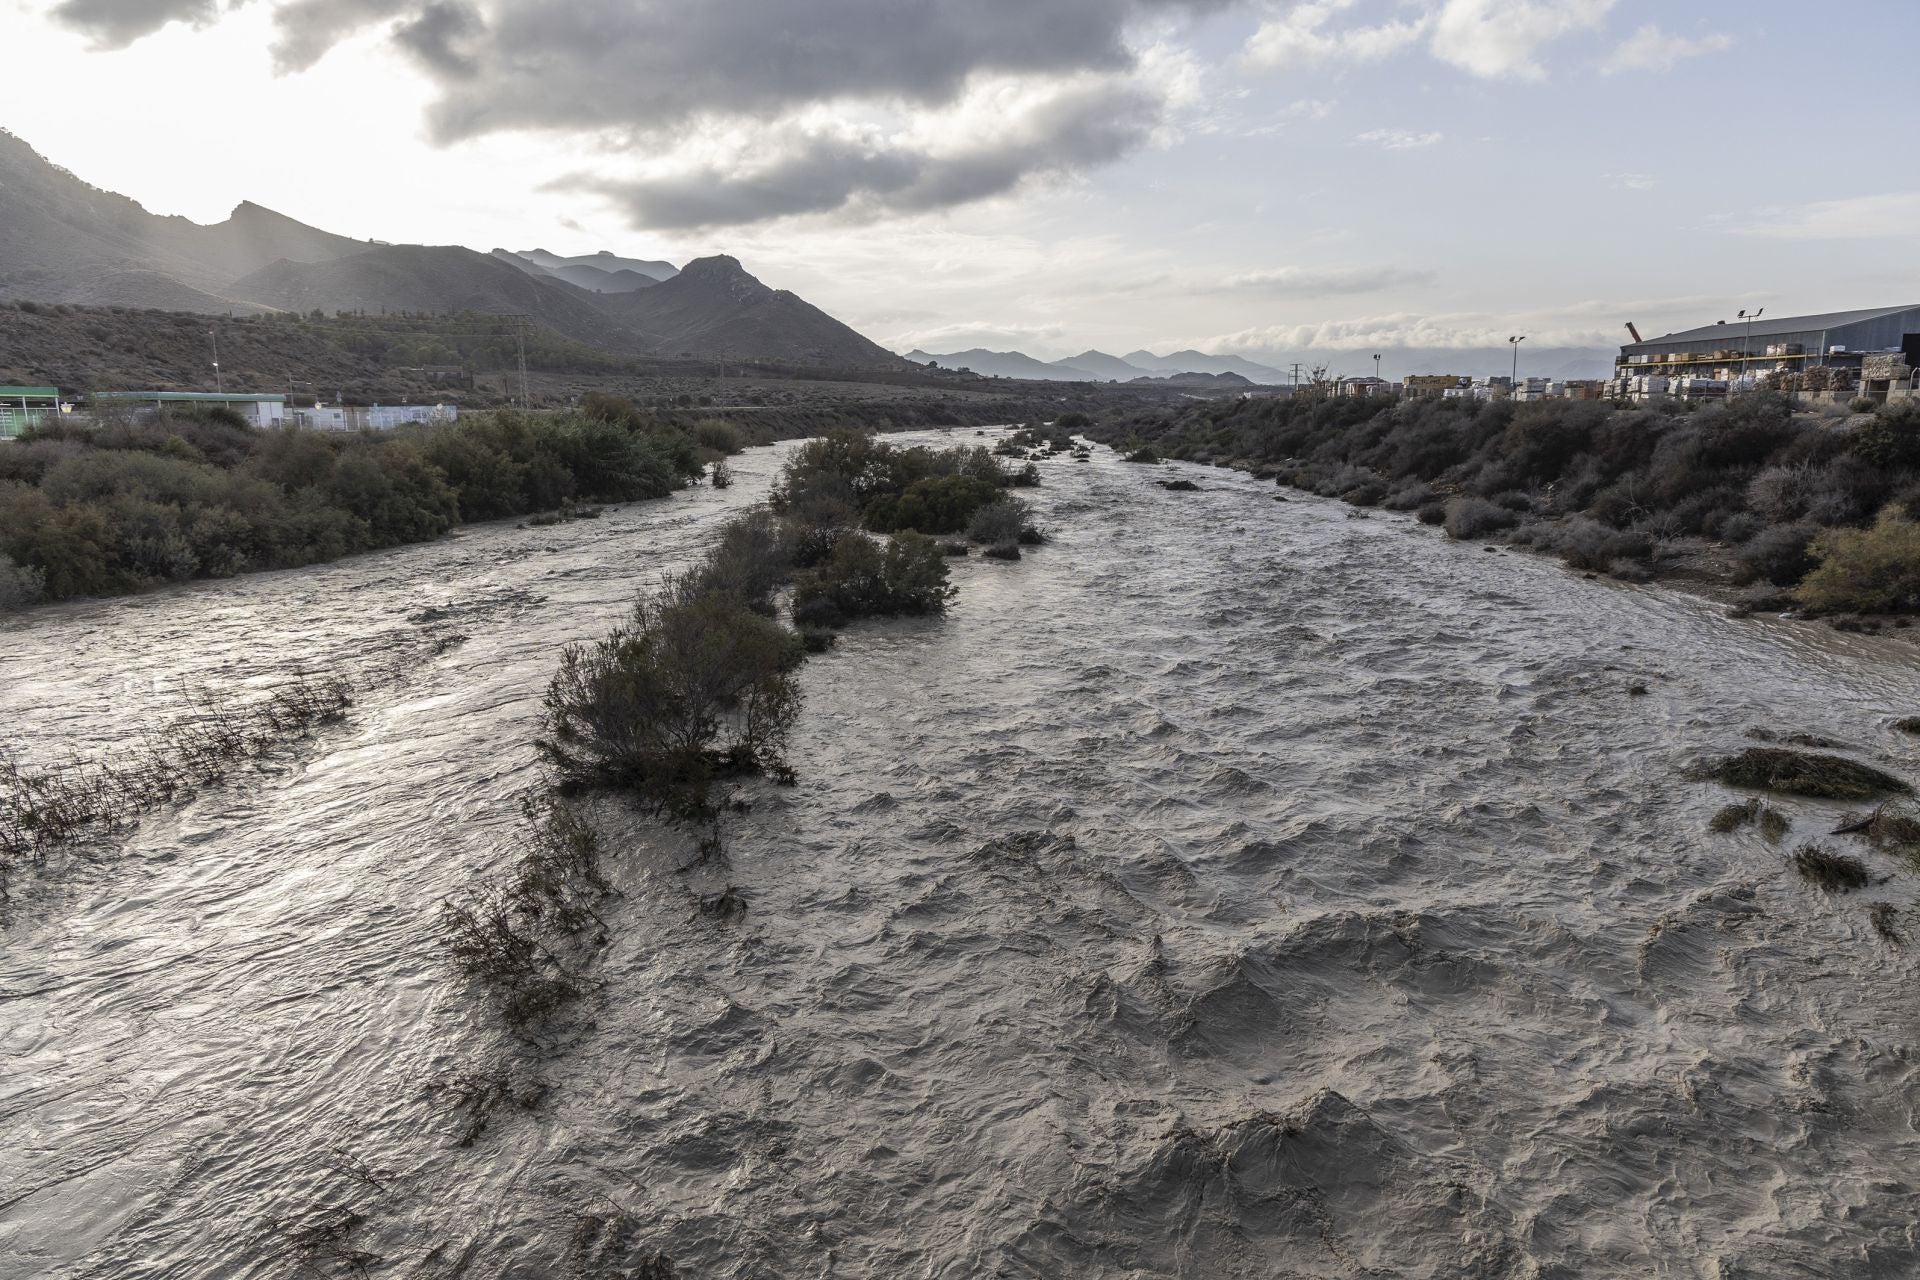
top-left (50, 0), bottom-right (1219, 127)
top-left (269, 0), bottom-right (408, 71)
top-left (567, 79), bottom-right (1160, 229)
top-left (51, 0), bottom-right (216, 46)
top-left (391, 0), bottom-right (481, 78)
top-left (42, 0), bottom-right (1226, 226)
top-left (394, 0), bottom-right (1222, 142)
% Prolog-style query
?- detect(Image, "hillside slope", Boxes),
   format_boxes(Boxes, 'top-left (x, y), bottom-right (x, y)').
top-left (906, 348), bottom-right (1097, 381)
top-left (0, 130), bottom-right (365, 309)
top-left (229, 246), bottom-right (649, 350)
top-left (600, 256), bottom-right (906, 368)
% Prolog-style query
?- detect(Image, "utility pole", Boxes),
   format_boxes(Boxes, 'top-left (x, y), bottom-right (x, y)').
top-left (210, 327), bottom-right (222, 393)
top-left (514, 318), bottom-right (530, 412)
top-left (1738, 308), bottom-right (1764, 389)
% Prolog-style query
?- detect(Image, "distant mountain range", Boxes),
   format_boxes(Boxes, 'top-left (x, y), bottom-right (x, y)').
top-left (490, 248), bottom-right (679, 294)
top-left (0, 128), bottom-right (1619, 384)
top-left (906, 343), bottom-right (1614, 383)
top-left (0, 128), bottom-right (901, 369)
top-left (905, 347), bottom-right (1291, 384)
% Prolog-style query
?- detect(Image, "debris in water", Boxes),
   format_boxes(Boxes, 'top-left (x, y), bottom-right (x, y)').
top-left (1708, 748), bottom-right (1910, 800)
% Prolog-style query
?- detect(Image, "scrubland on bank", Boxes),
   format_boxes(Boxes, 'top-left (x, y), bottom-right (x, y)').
top-left (0, 397), bottom-right (777, 609)
top-left (1089, 391), bottom-right (1920, 617)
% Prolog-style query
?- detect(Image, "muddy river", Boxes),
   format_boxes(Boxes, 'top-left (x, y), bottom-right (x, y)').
top-left (4, 430), bottom-right (1919, 1278)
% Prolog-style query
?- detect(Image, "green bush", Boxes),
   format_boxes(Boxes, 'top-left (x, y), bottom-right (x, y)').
top-left (0, 553), bottom-right (44, 610)
top-left (863, 474), bottom-right (1002, 535)
top-left (0, 408), bottom-right (706, 607)
top-left (691, 509), bottom-right (791, 615)
top-left (1796, 511), bottom-right (1920, 613)
top-left (966, 497), bottom-right (1033, 546)
top-left (692, 418), bottom-right (748, 456)
top-left (791, 532), bottom-right (955, 628)
top-left (537, 578), bottom-right (802, 817)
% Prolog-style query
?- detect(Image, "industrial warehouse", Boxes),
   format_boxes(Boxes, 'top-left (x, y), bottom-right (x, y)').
top-left (1616, 303), bottom-right (1920, 404)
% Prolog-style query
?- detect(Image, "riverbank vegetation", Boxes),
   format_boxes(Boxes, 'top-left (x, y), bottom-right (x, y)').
top-left (0, 670), bottom-right (362, 900)
top-left (535, 430), bottom-right (1028, 830)
top-left (1086, 393), bottom-right (1920, 615)
top-left (443, 428), bottom-right (1045, 1046)
top-left (0, 398), bottom-right (738, 608)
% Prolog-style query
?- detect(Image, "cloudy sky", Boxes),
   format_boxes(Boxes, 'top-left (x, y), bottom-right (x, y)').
top-left (4, 0), bottom-right (1916, 365)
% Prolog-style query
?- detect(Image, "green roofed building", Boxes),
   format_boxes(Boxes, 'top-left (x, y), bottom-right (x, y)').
top-left (0, 387), bottom-right (60, 440)
top-left (93, 391), bottom-right (289, 429)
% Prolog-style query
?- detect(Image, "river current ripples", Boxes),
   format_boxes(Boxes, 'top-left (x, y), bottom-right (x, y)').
top-left (5, 429), bottom-right (1920, 1278)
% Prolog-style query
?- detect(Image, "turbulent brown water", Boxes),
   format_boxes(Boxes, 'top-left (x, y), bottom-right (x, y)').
top-left (6, 430), bottom-right (1920, 1279)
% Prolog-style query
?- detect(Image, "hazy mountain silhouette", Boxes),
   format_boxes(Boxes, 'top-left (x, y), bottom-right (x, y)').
top-left (598, 255), bottom-right (905, 367)
top-left (0, 128), bottom-right (902, 368)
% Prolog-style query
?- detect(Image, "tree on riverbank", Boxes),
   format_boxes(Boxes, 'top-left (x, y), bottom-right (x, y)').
top-left (0, 400), bottom-right (723, 608)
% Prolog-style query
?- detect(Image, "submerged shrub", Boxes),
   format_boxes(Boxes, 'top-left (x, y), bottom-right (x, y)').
top-left (1443, 496), bottom-right (1517, 540)
top-left (537, 579), bottom-right (802, 817)
top-left (965, 497), bottom-right (1033, 546)
top-left (1527, 517), bottom-right (1652, 572)
top-left (864, 474), bottom-right (1002, 535)
top-left (690, 509), bottom-right (791, 615)
top-left (1790, 843), bottom-right (1871, 893)
top-left (790, 531), bottom-right (955, 627)
top-left (1709, 747), bottom-right (1910, 800)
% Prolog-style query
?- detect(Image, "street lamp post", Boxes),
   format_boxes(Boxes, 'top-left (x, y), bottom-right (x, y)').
top-left (1373, 353), bottom-right (1382, 387)
top-left (1737, 308), bottom-right (1765, 390)
top-left (1509, 335), bottom-right (1526, 397)
top-left (210, 327), bottom-right (222, 394)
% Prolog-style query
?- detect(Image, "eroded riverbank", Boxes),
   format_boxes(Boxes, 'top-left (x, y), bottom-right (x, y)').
top-left (6, 434), bottom-right (1920, 1277)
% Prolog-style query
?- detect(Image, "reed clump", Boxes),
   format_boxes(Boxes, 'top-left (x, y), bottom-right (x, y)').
top-left (1708, 796), bottom-right (1790, 841)
top-left (0, 672), bottom-right (356, 898)
top-left (440, 797), bottom-right (613, 1031)
top-left (1708, 747), bottom-right (1910, 800)
top-left (1790, 843), bottom-right (1872, 892)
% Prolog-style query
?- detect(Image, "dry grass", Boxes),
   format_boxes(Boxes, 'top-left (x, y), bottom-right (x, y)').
top-left (0, 673), bottom-right (354, 900)
top-left (1871, 902), bottom-right (1903, 944)
top-left (1708, 748), bottom-right (1910, 800)
top-left (1709, 797), bottom-right (1790, 842)
top-left (440, 798), bottom-right (611, 1032)
top-left (1790, 843), bottom-right (1872, 892)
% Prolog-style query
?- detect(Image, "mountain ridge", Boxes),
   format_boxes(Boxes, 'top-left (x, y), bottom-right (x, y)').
top-left (0, 128), bottom-right (899, 369)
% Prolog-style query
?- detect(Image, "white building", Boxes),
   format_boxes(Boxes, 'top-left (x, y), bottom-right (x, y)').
top-left (292, 404), bottom-right (460, 432)
top-left (93, 391), bottom-right (288, 427)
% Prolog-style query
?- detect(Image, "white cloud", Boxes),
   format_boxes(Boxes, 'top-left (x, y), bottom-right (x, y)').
top-left (1245, 0), bottom-right (1428, 70)
top-left (1200, 309), bottom-right (1615, 351)
top-left (1607, 171), bottom-right (1654, 190)
top-left (1225, 264), bottom-right (1437, 293)
top-left (1601, 24), bottom-right (1733, 75)
top-left (1428, 0), bottom-right (1615, 80)
top-left (1356, 127), bottom-right (1443, 149)
top-left (1248, 0), bottom-right (1614, 81)
top-left (886, 320), bottom-right (1070, 353)
top-left (1730, 192), bottom-right (1920, 241)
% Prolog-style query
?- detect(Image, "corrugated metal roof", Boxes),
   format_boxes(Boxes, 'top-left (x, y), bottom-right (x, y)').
top-left (94, 392), bottom-right (287, 403)
top-left (0, 386), bottom-right (59, 398)
top-left (1634, 305), bottom-right (1920, 348)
